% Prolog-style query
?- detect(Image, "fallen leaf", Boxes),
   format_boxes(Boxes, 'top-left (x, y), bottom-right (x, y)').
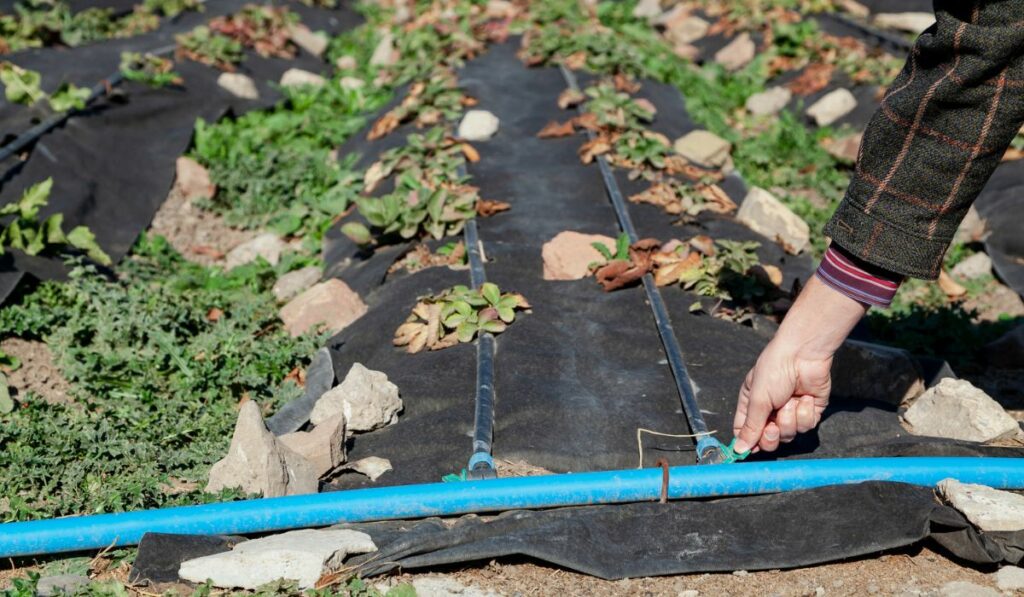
top-left (1004, 147), bottom-right (1024, 162)
top-left (634, 98), bottom-right (657, 118)
top-left (688, 235), bottom-right (716, 256)
top-left (284, 366), bottom-right (305, 387)
top-left (938, 270), bottom-right (967, 298)
top-left (461, 143), bottom-right (481, 163)
top-left (460, 95), bottom-right (478, 107)
top-left (190, 245), bottom-right (225, 259)
top-left (698, 184), bottom-right (737, 214)
top-left (537, 120), bottom-right (576, 138)
top-left (476, 199), bottom-right (511, 217)
top-left (367, 112), bottom-right (400, 140)
top-left (787, 63), bottom-right (834, 96)
top-left (557, 88), bottom-right (586, 109)
top-left (564, 51), bottom-right (587, 70)
top-left (572, 112), bottom-right (600, 131)
top-left (652, 250), bottom-right (702, 287)
top-left (613, 73), bottom-right (641, 93)
top-left (579, 137), bottom-right (612, 164)
top-left (363, 161), bottom-right (386, 193)
top-left (206, 307), bottom-right (224, 322)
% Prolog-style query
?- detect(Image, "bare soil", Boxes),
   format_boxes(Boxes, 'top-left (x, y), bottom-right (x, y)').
top-left (1, 338), bottom-right (73, 406)
top-left (148, 185), bottom-right (257, 267)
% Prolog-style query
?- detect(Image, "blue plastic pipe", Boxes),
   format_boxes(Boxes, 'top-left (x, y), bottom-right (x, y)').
top-left (3, 457), bottom-right (1023, 557)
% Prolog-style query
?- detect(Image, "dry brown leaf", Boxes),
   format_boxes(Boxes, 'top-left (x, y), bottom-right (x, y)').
top-left (461, 96), bottom-right (479, 107)
top-left (476, 199), bottom-right (511, 217)
top-left (557, 88), bottom-right (586, 109)
top-left (634, 98), bottom-right (658, 118)
top-left (1004, 147), bottom-right (1024, 162)
top-left (579, 137), bottom-right (612, 164)
top-left (367, 113), bottom-right (400, 140)
top-left (190, 245), bottom-right (225, 259)
top-left (763, 264), bottom-right (784, 287)
top-left (564, 51), bottom-right (587, 70)
top-left (461, 143), bottom-right (481, 163)
top-left (613, 73), bottom-right (641, 93)
top-left (688, 235), bottom-right (716, 256)
top-left (652, 251), bottom-right (702, 287)
top-left (572, 112), bottom-right (600, 131)
top-left (629, 182), bottom-right (680, 212)
top-left (698, 184), bottom-right (737, 214)
top-left (938, 270), bottom-right (967, 298)
top-left (363, 161), bottom-right (386, 193)
top-left (537, 120), bottom-right (577, 138)
top-left (284, 366), bottom-right (305, 387)
top-left (787, 63), bottom-right (835, 96)
top-left (206, 307), bottom-right (224, 322)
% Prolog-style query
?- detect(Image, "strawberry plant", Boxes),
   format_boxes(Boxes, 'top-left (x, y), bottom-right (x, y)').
top-left (394, 283), bottom-right (530, 353)
top-left (367, 69), bottom-right (470, 140)
top-left (120, 52), bottom-right (182, 88)
top-left (0, 178), bottom-right (110, 265)
top-left (175, 25), bottom-right (244, 70)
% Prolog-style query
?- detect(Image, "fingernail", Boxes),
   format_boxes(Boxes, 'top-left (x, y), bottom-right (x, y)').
top-left (733, 439), bottom-right (750, 454)
top-left (764, 427), bottom-right (779, 440)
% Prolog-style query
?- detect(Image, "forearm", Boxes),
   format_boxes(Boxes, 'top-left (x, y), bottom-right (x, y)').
top-left (772, 275), bottom-right (867, 361)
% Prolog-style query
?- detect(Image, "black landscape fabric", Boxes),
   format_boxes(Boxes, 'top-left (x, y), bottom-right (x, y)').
top-left (0, 0), bottom-right (361, 303)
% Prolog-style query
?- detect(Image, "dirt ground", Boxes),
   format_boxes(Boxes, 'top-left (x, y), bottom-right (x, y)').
top-left (376, 545), bottom-right (1004, 597)
top-left (148, 184), bottom-right (257, 267)
top-left (1, 337), bottom-right (73, 405)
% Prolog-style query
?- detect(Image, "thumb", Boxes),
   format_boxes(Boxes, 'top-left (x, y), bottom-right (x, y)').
top-left (733, 373), bottom-right (775, 454)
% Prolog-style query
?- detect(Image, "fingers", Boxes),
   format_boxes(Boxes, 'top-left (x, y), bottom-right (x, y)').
top-left (775, 400), bottom-right (797, 443)
top-left (796, 395), bottom-right (820, 433)
top-left (757, 421), bottom-right (780, 452)
top-left (733, 370), bottom-right (754, 437)
top-left (733, 376), bottom-right (775, 454)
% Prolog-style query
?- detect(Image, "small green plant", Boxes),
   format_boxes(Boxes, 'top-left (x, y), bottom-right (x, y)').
top-left (175, 25), bottom-right (244, 70)
top-left (0, 178), bottom-right (110, 265)
top-left (120, 52), bottom-right (183, 88)
top-left (394, 283), bottom-right (530, 353)
top-left (591, 232), bottom-right (631, 264)
top-left (1, 61), bottom-right (90, 111)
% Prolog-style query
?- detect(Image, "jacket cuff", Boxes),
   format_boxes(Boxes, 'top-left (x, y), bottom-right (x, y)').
top-left (823, 198), bottom-right (950, 280)
top-left (815, 245), bottom-right (903, 308)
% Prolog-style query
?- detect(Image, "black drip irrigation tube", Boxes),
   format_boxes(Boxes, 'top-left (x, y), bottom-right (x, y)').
top-left (559, 65), bottom-right (726, 465)
top-left (461, 168), bottom-right (498, 480)
top-left (0, 44), bottom-right (175, 167)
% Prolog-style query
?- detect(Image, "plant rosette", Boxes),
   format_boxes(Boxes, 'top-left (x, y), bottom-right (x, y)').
top-left (394, 283), bottom-right (530, 353)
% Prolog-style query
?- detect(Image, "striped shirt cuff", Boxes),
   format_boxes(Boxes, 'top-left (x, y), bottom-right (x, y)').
top-left (815, 244), bottom-right (903, 308)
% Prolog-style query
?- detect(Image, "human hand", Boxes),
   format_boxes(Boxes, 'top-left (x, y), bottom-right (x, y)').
top-left (732, 275), bottom-right (868, 454)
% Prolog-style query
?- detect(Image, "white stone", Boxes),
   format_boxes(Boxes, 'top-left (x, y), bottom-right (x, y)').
top-left (206, 401), bottom-right (318, 497)
top-left (340, 76), bottom-right (365, 91)
top-left (336, 55), bottom-right (358, 70)
top-left (837, 0), bottom-right (869, 18)
top-left (940, 479), bottom-right (1024, 532)
top-left (673, 130), bottom-right (731, 169)
top-left (288, 24), bottom-right (328, 57)
top-left (279, 279), bottom-right (368, 337)
top-left (179, 529), bottom-right (377, 590)
top-left (735, 187), bottom-right (810, 254)
top-left (678, 591), bottom-right (699, 597)
top-left (632, 0), bottom-right (661, 19)
top-left (411, 576), bottom-right (501, 597)
top-left (874, 12), bottom-right (935, 34)
top-left (664, 16), bottom-right (709, 46)
top-left (745, 86), bottom-right (791, 116)
top-left (542, 231), bottom-right (617, 280)
top-left (280, 68), bottom-right (326, 88)
top-left (902, 378), bottom-right (1019, 443)
top-left (348, 456), bottom-right (392, 481)
top-left (217, 72), bottom-right (259, 100)
top-left (279, 414), bottom-right (346, 477)
top-left (370, 33), bottom-right (397, 67)
top-left (225, 233), bottom-right (288, 269)
top-left (938, 581), bottom-right (1000, 597)
top-left (994, 566), bottom-right (1024, 591)
top-left (806, 88), bottom-right (857, 127)
top-left (458, 110), bottom-right (500, 141)
top-left (951, 252), bottom-right (992, 281)
top-left (714, 33), bottom-right (755, 72)
top-left (311, 363), bottom-right (402, 431)
top-left (175, 156), bottom-right (216, 202)
top-left (273, 266), bottom-right (321, 302)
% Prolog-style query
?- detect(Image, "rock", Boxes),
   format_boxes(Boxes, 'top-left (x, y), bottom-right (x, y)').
top-left (984, 325), bottom-right (1024, 369)
top-left (280, 68), bottom-right (326, 88)
top-left (954, 205), bottom-right (986, 243)
top-left (837, 0), bottom-right (869, 18)
top-left (206, 401), bottom-right (318, 497)
top-left (874, 12), bottom-right (935, 34)
top-left (130, 533), bottom-right (241, 585)
top-left (745, 86), bottom-right (792, 116)
top-left (664, 16), bottom-right (709, 46)
top-left (179, 529), bottom-right (377, 590)
top-left (340, 76), bottom-right (365, 91)
top-left (673, 130), bottom-right (731, 169)
top-left (938, 582), bottom-right (1000, 597)
top-left (336, 55), bottom-right (357, 70)
top-left (940, 479), bottom-right (1024, 532)
top-left (266, 347), bottom-right (337, 435)
top-left (272, 266), bottom-right (321, 302)
top-left (673, 43), bottom-right (700, 61)
top-left (485, 0), bottom-right (514, 19)
top-left (902, 378), bottom-right (1020, 442)
top-left (995, 566), bottom-right (1024, 591)
top-left (678, 591), bottom-right (699, 597)
top-left (951, 252), bottom-right (992, 281)
top-left (806, 88), bottom-right (857, 127)
top-left (458, 109), bottom-right (500, 141)
top-left (279, 414), bottom-right (347, 477)
top-left (348, 456), bottom-right (393, 481)
top-left (822, 131), bottom-right (862, 163)
top-left (217, 72), bottom-right (259, 100)
top-left (411, 576), bottom-right (500, 597)
top-left (542, 231), bottom-right (617, 280)
top-left (735, 187), bottom-right (810, 254)
top-left (632, 0), bottom-right (661, 19)
top-left (831, 340), bottom-right (925, 405)
top-left (225, 233), bottom-right (288, 269)
top-left (714, 33), bottom-right (755, 72)
top-left (370, 33), bottom-right (397, 66)
top-left (175, 156), bottom-right (216, 202)
top-left (287, 24), bottom-right (328, 57)
top-left (652, 4), bottom-right (686, 28)
top-left (279, 279), bottom-right (368, 337)
top-left (37, 575), bottom-right (90, 597)
top-left (311, 363), bottom-right (402, 431)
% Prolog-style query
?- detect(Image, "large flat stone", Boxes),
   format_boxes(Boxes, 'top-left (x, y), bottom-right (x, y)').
top-left (902, 378), bottom-right (1019, 443)
top-left (311, 363), bottom-right (402, 431)
top-left (939, 478), bottom-right (1024, 532)
top-left (735, 187), bottom-right (810, 254)
top-left (280, 279), bottom-right (368, 337)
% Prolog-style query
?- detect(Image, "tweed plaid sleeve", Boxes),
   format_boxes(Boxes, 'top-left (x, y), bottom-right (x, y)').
top-left (824, 0), bottom-right (1024, 280)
